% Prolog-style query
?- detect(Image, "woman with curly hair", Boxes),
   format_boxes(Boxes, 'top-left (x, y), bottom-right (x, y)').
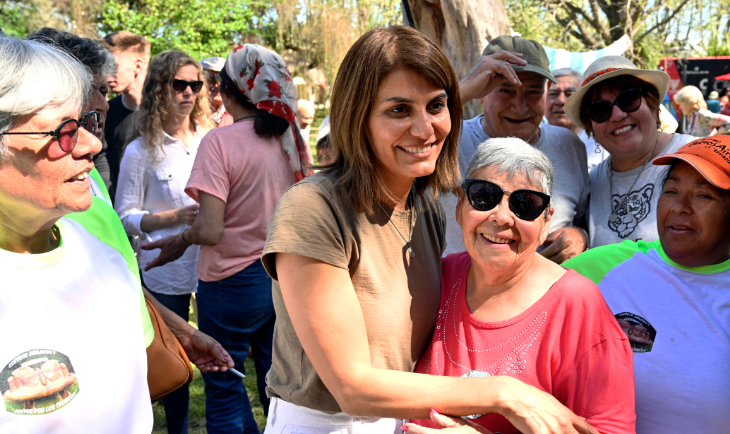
top-left (142, 44), bottom-right (313, 434)
top-left (115, 49), bottom-right (214, 434)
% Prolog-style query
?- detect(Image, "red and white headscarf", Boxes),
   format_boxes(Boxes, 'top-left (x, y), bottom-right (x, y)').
top-left (225, 44), bottom-right (314, 181)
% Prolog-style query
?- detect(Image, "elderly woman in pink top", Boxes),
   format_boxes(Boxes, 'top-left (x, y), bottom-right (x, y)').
top-left (406, 138), bottom-right (635, 434)
top-left (143, 44), bottom-right (313, 434)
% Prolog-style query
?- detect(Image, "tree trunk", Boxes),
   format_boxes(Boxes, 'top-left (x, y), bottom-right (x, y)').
top-left (406, 0), bottom-right (510, 119)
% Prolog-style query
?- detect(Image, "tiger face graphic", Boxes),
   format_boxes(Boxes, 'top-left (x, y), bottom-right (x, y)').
top-left (608, 184), bottom-right (654, 238)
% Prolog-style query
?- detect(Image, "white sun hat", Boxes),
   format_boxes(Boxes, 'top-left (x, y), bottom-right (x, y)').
top-left (565, 55), bottom-right (670, 128)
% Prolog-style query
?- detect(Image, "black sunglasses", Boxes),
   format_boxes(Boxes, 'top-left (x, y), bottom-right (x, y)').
top-left (586, 88), bottom-right (643, 123)
top-left (205, 72), bottom-right (221, 84)
top-left (80, 110), bottom-right (102, 137)
top-left (0, 111), bottom-right (101, 153)
top-left (463, 178), bottom-right (551, 221)
top-left (172, 79), bottom-right (204, 93)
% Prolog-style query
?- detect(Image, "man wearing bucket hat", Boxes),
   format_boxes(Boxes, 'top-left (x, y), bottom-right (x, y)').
top-left (564, 135), bottom-right (730, 433)
top-left (564, 56), bottom-right (695, 249)
top-left (442, 35), bottom-right (590, 264)
top-left (200, 56), bottom-right (234, 127)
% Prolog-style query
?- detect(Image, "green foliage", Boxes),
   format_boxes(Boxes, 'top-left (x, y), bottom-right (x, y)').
top-left (698, 12), bottom-right (730, 56)
top-left (99, 0), bottom-right (258, 59)
top-left (0, 0), bottom-right (39, 37)
top-left (507, 0), bottom-right (583, 52)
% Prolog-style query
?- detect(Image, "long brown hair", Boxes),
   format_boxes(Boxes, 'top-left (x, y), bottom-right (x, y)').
top-left (137, 50), bottom-right (214, 161)
top-left (327, 26), bottom-right (461, 214)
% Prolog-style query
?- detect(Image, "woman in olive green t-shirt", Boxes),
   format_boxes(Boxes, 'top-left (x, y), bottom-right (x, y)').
top-left (262, 26), bottom-right (596, 434)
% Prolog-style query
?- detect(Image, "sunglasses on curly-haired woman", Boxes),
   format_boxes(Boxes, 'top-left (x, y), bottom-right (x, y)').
top-left (172, 79), bottom-right (204, 93)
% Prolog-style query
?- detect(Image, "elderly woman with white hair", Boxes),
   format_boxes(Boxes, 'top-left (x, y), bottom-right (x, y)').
top-left (0, 36), bottom-right (154, 433)
top-left (405, 138), bottom-right (636, 434)
top-left (673, 85), bottom-right (730, 137)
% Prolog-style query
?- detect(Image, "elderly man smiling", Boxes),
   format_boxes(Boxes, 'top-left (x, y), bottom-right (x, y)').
top-left (546, 68), bottom-right (603, 171)
top-left (443, 36), bottom-right (590, 263)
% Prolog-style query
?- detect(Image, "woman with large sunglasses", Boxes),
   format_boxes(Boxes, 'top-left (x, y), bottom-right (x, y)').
top-left (218, 26), bottom-right (598, 434)
top-left (0, 37), bottom-right (155, 433)
top-left (405, 138), bottom-right (635, 434)
top-left (563, 56), bottom-right (695, 249)
top-left (114, 49), bottom-right (214, 434)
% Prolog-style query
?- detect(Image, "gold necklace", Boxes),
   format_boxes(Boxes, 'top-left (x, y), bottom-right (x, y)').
top-left (377, 192), bottom-right (414, 258)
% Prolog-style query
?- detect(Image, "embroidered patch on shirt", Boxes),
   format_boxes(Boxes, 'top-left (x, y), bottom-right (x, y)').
top-left (615, 312), bottom-right (656, 352)
top-left (2, 350), bottom-right (80, 415)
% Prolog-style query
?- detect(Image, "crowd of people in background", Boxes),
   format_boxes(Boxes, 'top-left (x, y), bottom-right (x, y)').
top-left (1, 17), bottom-right (729, 434)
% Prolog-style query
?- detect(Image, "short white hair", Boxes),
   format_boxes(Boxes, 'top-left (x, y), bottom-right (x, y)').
top-left (551, 68), bottom-right (582, 82)
top-left (0, 36), bottom-right (93, 158)
top-left (464, 137), bottom-right (554, 196)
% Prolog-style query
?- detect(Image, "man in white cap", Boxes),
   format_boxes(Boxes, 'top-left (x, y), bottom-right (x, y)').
top-left (445, 35), bottom-right (591, 263)
top-left (200, 56), bottom-right (234, 126)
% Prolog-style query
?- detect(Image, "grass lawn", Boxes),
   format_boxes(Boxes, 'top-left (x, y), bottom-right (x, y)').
top-left (152, 109), bottom-right (329, 432)
top-left (152, 314), bottom-right (268, 433)
top-left (308, 108), bottom-right (329, 164)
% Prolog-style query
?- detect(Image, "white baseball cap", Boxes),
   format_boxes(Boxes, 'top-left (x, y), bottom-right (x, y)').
top-left (200, 56), bottom-right (226, 72)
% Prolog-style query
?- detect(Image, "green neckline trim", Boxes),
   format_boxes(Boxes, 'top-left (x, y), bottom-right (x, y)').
top-left (657, 245), bottom-right (730, 274)
top-left (0, 222), bottom-right (66, 269)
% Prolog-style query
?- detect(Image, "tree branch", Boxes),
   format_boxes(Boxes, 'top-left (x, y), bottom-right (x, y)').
top-left (594, 0), bottom-right (617, 25)
top-left (552, 5), bottom-right (599, 47)
top-left (562, 0), bottom-right (613, 43)
top-left (634, 0), bottom-right (691, 44)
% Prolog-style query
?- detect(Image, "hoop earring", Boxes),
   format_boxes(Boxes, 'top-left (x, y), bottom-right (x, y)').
top-left (222, 97), bottom-right (232, 107)
top-left (594, 141), bottom-right (603, 154)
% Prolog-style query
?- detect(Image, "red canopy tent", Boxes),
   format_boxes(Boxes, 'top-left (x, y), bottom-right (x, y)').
top-left (716, 72), bottom-right (730, 81)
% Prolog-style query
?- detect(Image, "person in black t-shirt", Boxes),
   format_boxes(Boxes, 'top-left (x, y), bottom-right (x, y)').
top-left (100, 31), bottom-right (150, 203)
top-left (27, 28), bottom-right (116, 190)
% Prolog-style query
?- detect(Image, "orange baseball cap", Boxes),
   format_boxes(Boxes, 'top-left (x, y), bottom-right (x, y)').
top-left (652, 135), bottom-right (730, 190)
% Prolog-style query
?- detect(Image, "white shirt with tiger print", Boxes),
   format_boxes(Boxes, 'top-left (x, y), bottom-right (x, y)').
top-left (587, 133), bottom-right (694, 248)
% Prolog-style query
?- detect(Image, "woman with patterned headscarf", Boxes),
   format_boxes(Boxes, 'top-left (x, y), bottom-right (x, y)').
top-left (142, 44), bottom-right (312, 433)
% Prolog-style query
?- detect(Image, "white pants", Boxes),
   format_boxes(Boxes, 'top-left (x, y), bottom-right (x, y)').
top-left (264, 397), bottom-right (402, 434)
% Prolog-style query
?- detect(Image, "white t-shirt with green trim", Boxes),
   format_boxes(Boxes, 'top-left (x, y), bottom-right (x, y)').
top-left (564, 240), bottom-right (730, 433)
top-left (0, 197), bottom-right (154, 433)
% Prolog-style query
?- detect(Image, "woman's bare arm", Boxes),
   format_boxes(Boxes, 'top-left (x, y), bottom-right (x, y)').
top-left (185, 192), bottom-right (225, 246)
top-left (140, 204), bottom-right (199, 233)
top-left (276, 253), bottom-right (597, 434)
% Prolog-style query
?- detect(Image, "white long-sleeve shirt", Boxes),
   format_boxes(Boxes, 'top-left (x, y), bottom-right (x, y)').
top-left (115, 129), bottom-right (204, 295)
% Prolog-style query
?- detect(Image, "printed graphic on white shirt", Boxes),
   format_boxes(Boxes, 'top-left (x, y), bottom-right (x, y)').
top-left (2, 350), bottom-right (79, 415)
top-left (608, 183), bottom-right (654, 239)
top-left (615, 312), bottom-right (656, 352)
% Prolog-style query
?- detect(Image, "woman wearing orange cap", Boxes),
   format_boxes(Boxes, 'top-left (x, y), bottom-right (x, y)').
top-left (564, 135), bottom-right (730, 433)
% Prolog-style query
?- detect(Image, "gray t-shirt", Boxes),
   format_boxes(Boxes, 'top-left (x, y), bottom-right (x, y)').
top-left (587, 133), bottom-right (695, 248)
top-left (441, 116), bottom-right (590, 255)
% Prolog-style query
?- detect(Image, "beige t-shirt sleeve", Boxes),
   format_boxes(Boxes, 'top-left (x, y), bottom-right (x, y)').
top-left (263, 180), bottom-right (349, 280)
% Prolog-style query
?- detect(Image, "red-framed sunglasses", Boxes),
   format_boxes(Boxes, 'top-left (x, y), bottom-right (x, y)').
top-left (0, 111), bottom-right (101, 153)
